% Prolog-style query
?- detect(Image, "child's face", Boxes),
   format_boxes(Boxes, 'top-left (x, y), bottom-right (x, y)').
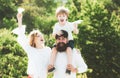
top-left (57, 13), bottom-right (67, 25)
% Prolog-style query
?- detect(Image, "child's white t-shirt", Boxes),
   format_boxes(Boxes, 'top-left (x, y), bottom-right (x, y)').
top-left (53, 21), bottom-right (74, 40)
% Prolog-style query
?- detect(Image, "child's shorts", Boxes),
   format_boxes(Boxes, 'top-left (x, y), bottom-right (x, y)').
top-left (67, 40), bottom-right (74, 49)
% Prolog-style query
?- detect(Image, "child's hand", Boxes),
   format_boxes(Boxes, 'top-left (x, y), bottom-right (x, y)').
top-left (74, 20), bottom-right (83, 24)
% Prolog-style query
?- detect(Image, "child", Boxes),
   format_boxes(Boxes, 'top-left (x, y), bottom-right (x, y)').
top-left (48, 6), bottom-right (83, 74)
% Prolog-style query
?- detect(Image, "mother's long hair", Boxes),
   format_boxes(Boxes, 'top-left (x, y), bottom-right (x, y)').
top-left (28, 30), bottom-right (44, 48)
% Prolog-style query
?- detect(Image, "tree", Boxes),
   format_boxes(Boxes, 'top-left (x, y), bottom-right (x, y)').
top-left (0, 0), bottom-right (17, 29)
top-left (71, 0), bottom-right (120, 78)
top-left (0, 29), bottom-right (27, 78)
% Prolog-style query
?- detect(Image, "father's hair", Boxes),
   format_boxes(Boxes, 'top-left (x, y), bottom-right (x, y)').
top-left (55, 30), bottom-right (68, 39)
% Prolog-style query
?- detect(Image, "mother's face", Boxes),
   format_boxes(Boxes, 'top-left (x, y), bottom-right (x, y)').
top-left (34, 33), bottom-right (45, 45)
top-left (29, 30), bottom-right (45, 47)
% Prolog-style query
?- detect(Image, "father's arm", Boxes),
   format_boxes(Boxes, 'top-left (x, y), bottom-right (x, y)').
top-left (74, 49), bottom-right (88, 73)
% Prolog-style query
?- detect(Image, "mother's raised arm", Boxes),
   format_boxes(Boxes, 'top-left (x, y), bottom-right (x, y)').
top-left (12, 8), bottom-right (30, 53)
top-left (17, 13), bottom-right (22, 27)
top-left (12, 8), bottom-right (25, 35)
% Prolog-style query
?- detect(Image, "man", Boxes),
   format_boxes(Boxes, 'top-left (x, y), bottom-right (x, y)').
top-left (48, 30), bottom-right (88, 78)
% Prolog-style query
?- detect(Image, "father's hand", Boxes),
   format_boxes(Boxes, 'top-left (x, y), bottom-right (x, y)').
top-left (48, 64), bottom-right (53, 70)
top-left (67, 64), bottom-right (78, 73)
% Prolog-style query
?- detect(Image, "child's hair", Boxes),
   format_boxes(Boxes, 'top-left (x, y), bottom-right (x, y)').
top-left (28, 30), bottom-right (44, 48)
top-left (55, 6), bottom-right (69, 17)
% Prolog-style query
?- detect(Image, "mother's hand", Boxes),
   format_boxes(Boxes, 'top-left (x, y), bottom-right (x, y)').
top-left (17, 13), bottom-right (23, 27)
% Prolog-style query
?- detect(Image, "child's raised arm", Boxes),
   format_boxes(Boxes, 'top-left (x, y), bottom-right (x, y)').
top-left (73, 20), bottom-right (83, 34)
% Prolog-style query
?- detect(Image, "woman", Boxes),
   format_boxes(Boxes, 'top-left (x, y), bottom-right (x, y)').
top-left (12, 11), bottom-right (51, 78)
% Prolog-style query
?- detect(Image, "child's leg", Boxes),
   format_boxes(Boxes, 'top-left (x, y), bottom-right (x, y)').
top-left (66, 40), bottom-right (74, 65)
top-left (48, 47), bottom-right (57, 72)
top-left (66, 47), bottom-right (72, 74)
top-left (66, 40), bottom-right (74, 74)
top-left (50, 47), bottom-right (57, 65)
top-left (66, 47), bottom-right (72, 65)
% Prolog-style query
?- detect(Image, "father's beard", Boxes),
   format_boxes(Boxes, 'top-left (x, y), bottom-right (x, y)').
top-left (56, 42), bottom-right (67, 52)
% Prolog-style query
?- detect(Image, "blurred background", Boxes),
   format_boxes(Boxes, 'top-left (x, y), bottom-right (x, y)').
top-left (0, 0), bottom-right (120, 78)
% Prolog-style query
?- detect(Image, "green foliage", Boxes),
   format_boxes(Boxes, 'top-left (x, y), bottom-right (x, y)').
top-left (0, 17), bottom-right (17, 30)
top-left (0, 0), bottom-right (17, 24)
top-left (44, 34), bottom-right (55, 48)
top-left (35, 0), bottom-right (57, 13)
top-left (72, 0), bottom-right (120, 78)
top-left (17, 3), bottom-right (57, 34)
top-left (0, 0), bottom-right (18, 30)
top-left (0, 29), bottom-right (27, 78)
